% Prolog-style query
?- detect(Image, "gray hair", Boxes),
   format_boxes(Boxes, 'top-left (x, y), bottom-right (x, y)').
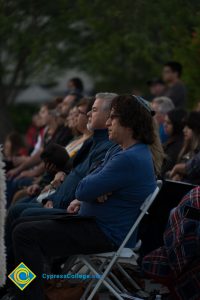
top-left (152, 96), bottom-right (175, 114)
top-left (95, 92), bottom-right (118, 111)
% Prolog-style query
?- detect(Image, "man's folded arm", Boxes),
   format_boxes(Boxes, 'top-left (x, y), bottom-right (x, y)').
top-left (75, 154), bottom-right (130, 202)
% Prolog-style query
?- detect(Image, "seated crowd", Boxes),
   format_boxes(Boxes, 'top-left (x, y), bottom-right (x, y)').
top-left (1, 63), bottom-right (200, 300)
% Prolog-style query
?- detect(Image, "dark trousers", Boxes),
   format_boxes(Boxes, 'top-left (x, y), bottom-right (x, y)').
top-left (11, 215), bottom-right (117, 300)
top-left (5, 198), bottom-right (65, 275)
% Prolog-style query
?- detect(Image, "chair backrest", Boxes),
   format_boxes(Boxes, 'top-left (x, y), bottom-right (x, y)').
top-left (117, 180), bottom-right (163, 253)
top-left (140, 180), bottom-right (162, 213)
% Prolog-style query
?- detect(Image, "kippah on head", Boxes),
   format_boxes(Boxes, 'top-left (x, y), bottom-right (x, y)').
top-left (132, 95), bottom-right (155, 116)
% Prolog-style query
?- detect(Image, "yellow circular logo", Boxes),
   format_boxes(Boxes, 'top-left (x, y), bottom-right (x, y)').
top-left (13, 268), bottom-right (30, 285)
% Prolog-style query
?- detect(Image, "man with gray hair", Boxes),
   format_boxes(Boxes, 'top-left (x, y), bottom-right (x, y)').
top-left (87, 93), bottom-right (117, 131)
top-left (151, 96), bottom-right (175, 143)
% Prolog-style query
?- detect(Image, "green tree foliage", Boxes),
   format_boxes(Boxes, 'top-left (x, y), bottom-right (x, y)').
top-left (0, 0), bottom-right (200, 107)
top-left (75, 0), bottom-right (200, 105)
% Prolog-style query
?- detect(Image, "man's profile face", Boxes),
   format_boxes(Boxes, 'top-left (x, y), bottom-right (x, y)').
top-left (87, 98), bottom-right (109, 131)
top-left (61, 95), bottom-right (76, 117)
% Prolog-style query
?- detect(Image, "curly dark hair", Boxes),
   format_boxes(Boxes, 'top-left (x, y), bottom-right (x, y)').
top-left (111, 95), bottom-right (154, 144)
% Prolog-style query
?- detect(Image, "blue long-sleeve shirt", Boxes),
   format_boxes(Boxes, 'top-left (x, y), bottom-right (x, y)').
top-left (76, 143), bottom-right (156, 247)
top-left (50, 129), bottom-right (114, 208)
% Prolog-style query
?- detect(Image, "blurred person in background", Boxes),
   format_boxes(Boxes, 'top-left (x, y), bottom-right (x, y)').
top-left (4, 132), bottom-right (27, 161)
top-left (21, 97), bottom-right (94, 203)
top-left (25, 113), bottom-right (41, 154)
top-left (168, 111), bottom-right (200, 184)
top-left (161, 109), bottom-right (187, 177)
top-left (7, 92), bottom-right (81, 179)
top-left (6, 101), bottom-right (58, 205)
top-left (147, 78), bottom-right (166, 101)
top-left (6, 95), bottom-right (80, 206)
top-left (194, 100), bottom-right (200, 112)
top-left (58, 92), bottom-right (81, 119)
top-left (151, 96), bottom-right (175, 143)
top-left (23, 97), bottom-right (95, 201)
top-left (162, 61), bottom-right (187, 108)
top-left (3, 132), bottom-right (27, 173)
top-left (66, 77), bottom-right (84, 97)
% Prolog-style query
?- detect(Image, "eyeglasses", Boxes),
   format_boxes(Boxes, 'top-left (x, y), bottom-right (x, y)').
top-left (109, 113), bottom-right (120, 120)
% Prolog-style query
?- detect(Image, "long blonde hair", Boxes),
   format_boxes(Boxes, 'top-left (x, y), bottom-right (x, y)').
top-left (178, 131), bottom-right (200, 162)
top-left (149, 120), bottom-right (165, 176)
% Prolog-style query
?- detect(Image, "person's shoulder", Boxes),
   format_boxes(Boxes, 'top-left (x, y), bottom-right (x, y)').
top-left (113, 144), bottom-right (149, 160)
top-left (125, 143), bottom-right (151, 161)
top-left (174, 80), bottom-right (186, 91)
top-left (127, 143), bottom-right (149, 153)
top-left (106, 148), bottom-right (127, 164)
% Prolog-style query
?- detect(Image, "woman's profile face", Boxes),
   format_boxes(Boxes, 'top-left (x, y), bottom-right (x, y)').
top-left (163, 115), bottom-right (173, 137)
top-left (67, 107), bottom-right (79, 129)
top-left (183, 125), bottom-right (193, 141)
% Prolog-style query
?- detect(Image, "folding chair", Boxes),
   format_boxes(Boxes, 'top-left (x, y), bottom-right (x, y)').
top-left (71, 180), bottom-right (163, 300)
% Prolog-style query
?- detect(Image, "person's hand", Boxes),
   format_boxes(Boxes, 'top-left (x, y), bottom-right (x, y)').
top-left (27, 184), bottom-right (40, 196)
top-left (43, 200), bottom-right (53, 208)
top-left (49, 171), bottom-right (66, 189)
top-left (7, 167), bottom-right (21, 179)
top-left (169, 163), bottom-right (186, 178)
top-left (67, 199), bottom-right (81, 214)
top-left (41, 184), bottom-right (51, 193)
top-left (171, 174), bottom-right (182, 181)
top-left (54, 171), bottom-right (66, 183)
top-left (97, 193), bottom-right (112, 203)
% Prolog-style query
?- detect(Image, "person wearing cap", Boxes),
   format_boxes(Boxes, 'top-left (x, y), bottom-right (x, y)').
top-left (7, 94), bottom-right (164, 300)
top-left (147, 77), bottom-right (166, 101)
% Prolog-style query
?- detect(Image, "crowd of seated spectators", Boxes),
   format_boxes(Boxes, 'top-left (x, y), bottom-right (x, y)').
top-left (1, 63), bottom-right (200, 300)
